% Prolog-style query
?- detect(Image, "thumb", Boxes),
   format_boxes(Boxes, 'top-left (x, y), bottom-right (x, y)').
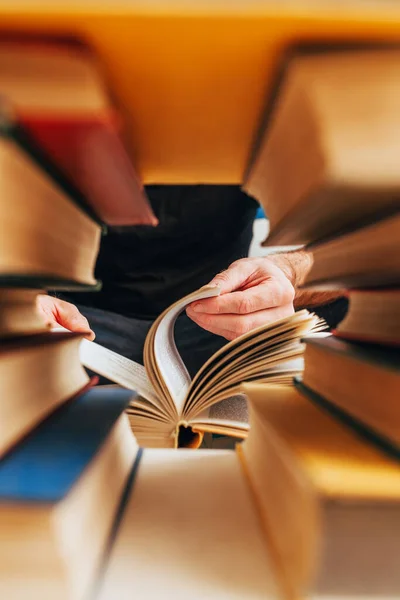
top-left (37, 295), bottom-right (95, 341)
top-left (209, 260), bottom-right (256, 294)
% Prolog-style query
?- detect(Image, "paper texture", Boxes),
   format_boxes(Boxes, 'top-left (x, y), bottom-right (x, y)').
top-left (79, 339), bottom-right (158, 404)
top-left (153, 286), bottom-right (220, 412)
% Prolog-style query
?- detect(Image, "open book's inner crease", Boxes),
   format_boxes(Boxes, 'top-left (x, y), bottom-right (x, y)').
top-left (144, 285), bottom-right (221, 416)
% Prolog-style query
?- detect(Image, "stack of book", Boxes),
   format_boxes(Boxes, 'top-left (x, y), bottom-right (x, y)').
top-left (87, 44), bottom-right (400, 600)
top-left (3, 34), bottom-right (400, 600)
top-left (0, 37), bottom-right (155, 599)
top-left (0, 34), bottom-right (329, 600)
top-left (245, 45), bottom-right (400, 452)
top-left (83, 381), bottom-right (400, 600)
top-left (242, 45), bottom-right (400, 596)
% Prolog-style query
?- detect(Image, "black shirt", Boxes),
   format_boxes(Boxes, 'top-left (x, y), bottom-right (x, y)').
top-left (65, 185), bottom-right (258, 319)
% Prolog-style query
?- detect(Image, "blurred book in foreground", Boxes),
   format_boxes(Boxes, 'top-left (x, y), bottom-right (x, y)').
top-left (0, 39), bottom-right (156, 226)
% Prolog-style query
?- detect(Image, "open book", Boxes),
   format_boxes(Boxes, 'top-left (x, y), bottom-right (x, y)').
top-left (79, 286), bottom-right (323, 448)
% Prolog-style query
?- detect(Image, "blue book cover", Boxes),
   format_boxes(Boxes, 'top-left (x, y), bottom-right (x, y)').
top-left (0, 387), bottom-right (134, 503)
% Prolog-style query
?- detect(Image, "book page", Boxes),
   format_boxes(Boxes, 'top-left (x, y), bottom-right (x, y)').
top-left (184, 310), bottom-right (320, 412)
top-left (79, 339), bottom-right (159, 404)
top-left (152, 285), bottom-right (220, 413)
top-left (209, 394), bottom-right (249, 423)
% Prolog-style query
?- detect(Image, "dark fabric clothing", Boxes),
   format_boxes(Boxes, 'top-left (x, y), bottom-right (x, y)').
top-left (77, 303), bottom-right (227, 379)
top-left (65, 185), bottom-right (258, 319)
top-left (64, 184), bottom-right (347, 375)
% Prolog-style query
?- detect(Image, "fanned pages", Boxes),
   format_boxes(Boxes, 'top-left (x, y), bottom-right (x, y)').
top-left (79, 286), bottom-right (324, 448)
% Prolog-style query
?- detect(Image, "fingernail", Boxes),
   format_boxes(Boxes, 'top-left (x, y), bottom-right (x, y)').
top-left (191, 303), bottom-right (205, 313)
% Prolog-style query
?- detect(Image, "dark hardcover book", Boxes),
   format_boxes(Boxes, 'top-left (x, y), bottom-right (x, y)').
top-left (0, 386), bottom-right (134, 501)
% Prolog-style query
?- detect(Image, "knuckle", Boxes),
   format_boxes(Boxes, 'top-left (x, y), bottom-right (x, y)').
top-left (210, 299), bottom-right (221, 314)
top-left (213, 270), bottom-right (230, 284)
top-left (238, 296), bottom-right (253, 315)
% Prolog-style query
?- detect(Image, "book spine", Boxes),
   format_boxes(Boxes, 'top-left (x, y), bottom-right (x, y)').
top-left (332, 329), bottom-right (400, 348)
top-left (0, 275), bottom-right (102, 292)
top-left (294, 378), bottom-right (400, 461)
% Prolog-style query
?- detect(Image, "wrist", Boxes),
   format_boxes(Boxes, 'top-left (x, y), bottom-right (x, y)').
top-left (267, 250), bottom-right (312, 287)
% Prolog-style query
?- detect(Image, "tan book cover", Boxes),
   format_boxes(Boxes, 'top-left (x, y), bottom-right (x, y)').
top-left (98, 448), bottom-right (281, 600)
top-left (0, 133), bottom-right (101, 287)
top-left (240, 383), bottom-right (400, 599)
top-left (0, 332), bottom-right (89, 458)
top-left (302, 212), bottom-right (400, 289)
top-left (96, 382), bottom-right (400, 599)
top-left (334, 289), bottom-right (400, 346)
top-left (244, 48), bottom-right (400, 246)
top-left (301, 335), bottom-right (400, 447)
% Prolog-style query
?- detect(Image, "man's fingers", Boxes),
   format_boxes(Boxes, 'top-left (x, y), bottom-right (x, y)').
top-left (37, 295), bottom-right (95, 341)
top-left (56, 302), bottom-right (95, 340)
top-left (189, 279), bottom-right (293, 315)
top-left (208, 260), bottom-right (257, 294)
top-left (36, 295), bottom-right (60, 327)
top-left (187, 304), bottom-right (295, 339)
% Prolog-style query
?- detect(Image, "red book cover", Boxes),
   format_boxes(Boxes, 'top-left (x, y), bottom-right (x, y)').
top-left (0, 38), bottom-right (157, 226)
top-left (23, 114), bottom-right (157, 226)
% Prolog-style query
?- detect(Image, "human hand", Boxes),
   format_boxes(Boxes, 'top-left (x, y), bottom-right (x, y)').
top-left (37, 294), bottom-right (95, 340)
top-left (186, 257), bottom-right (295, 340)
